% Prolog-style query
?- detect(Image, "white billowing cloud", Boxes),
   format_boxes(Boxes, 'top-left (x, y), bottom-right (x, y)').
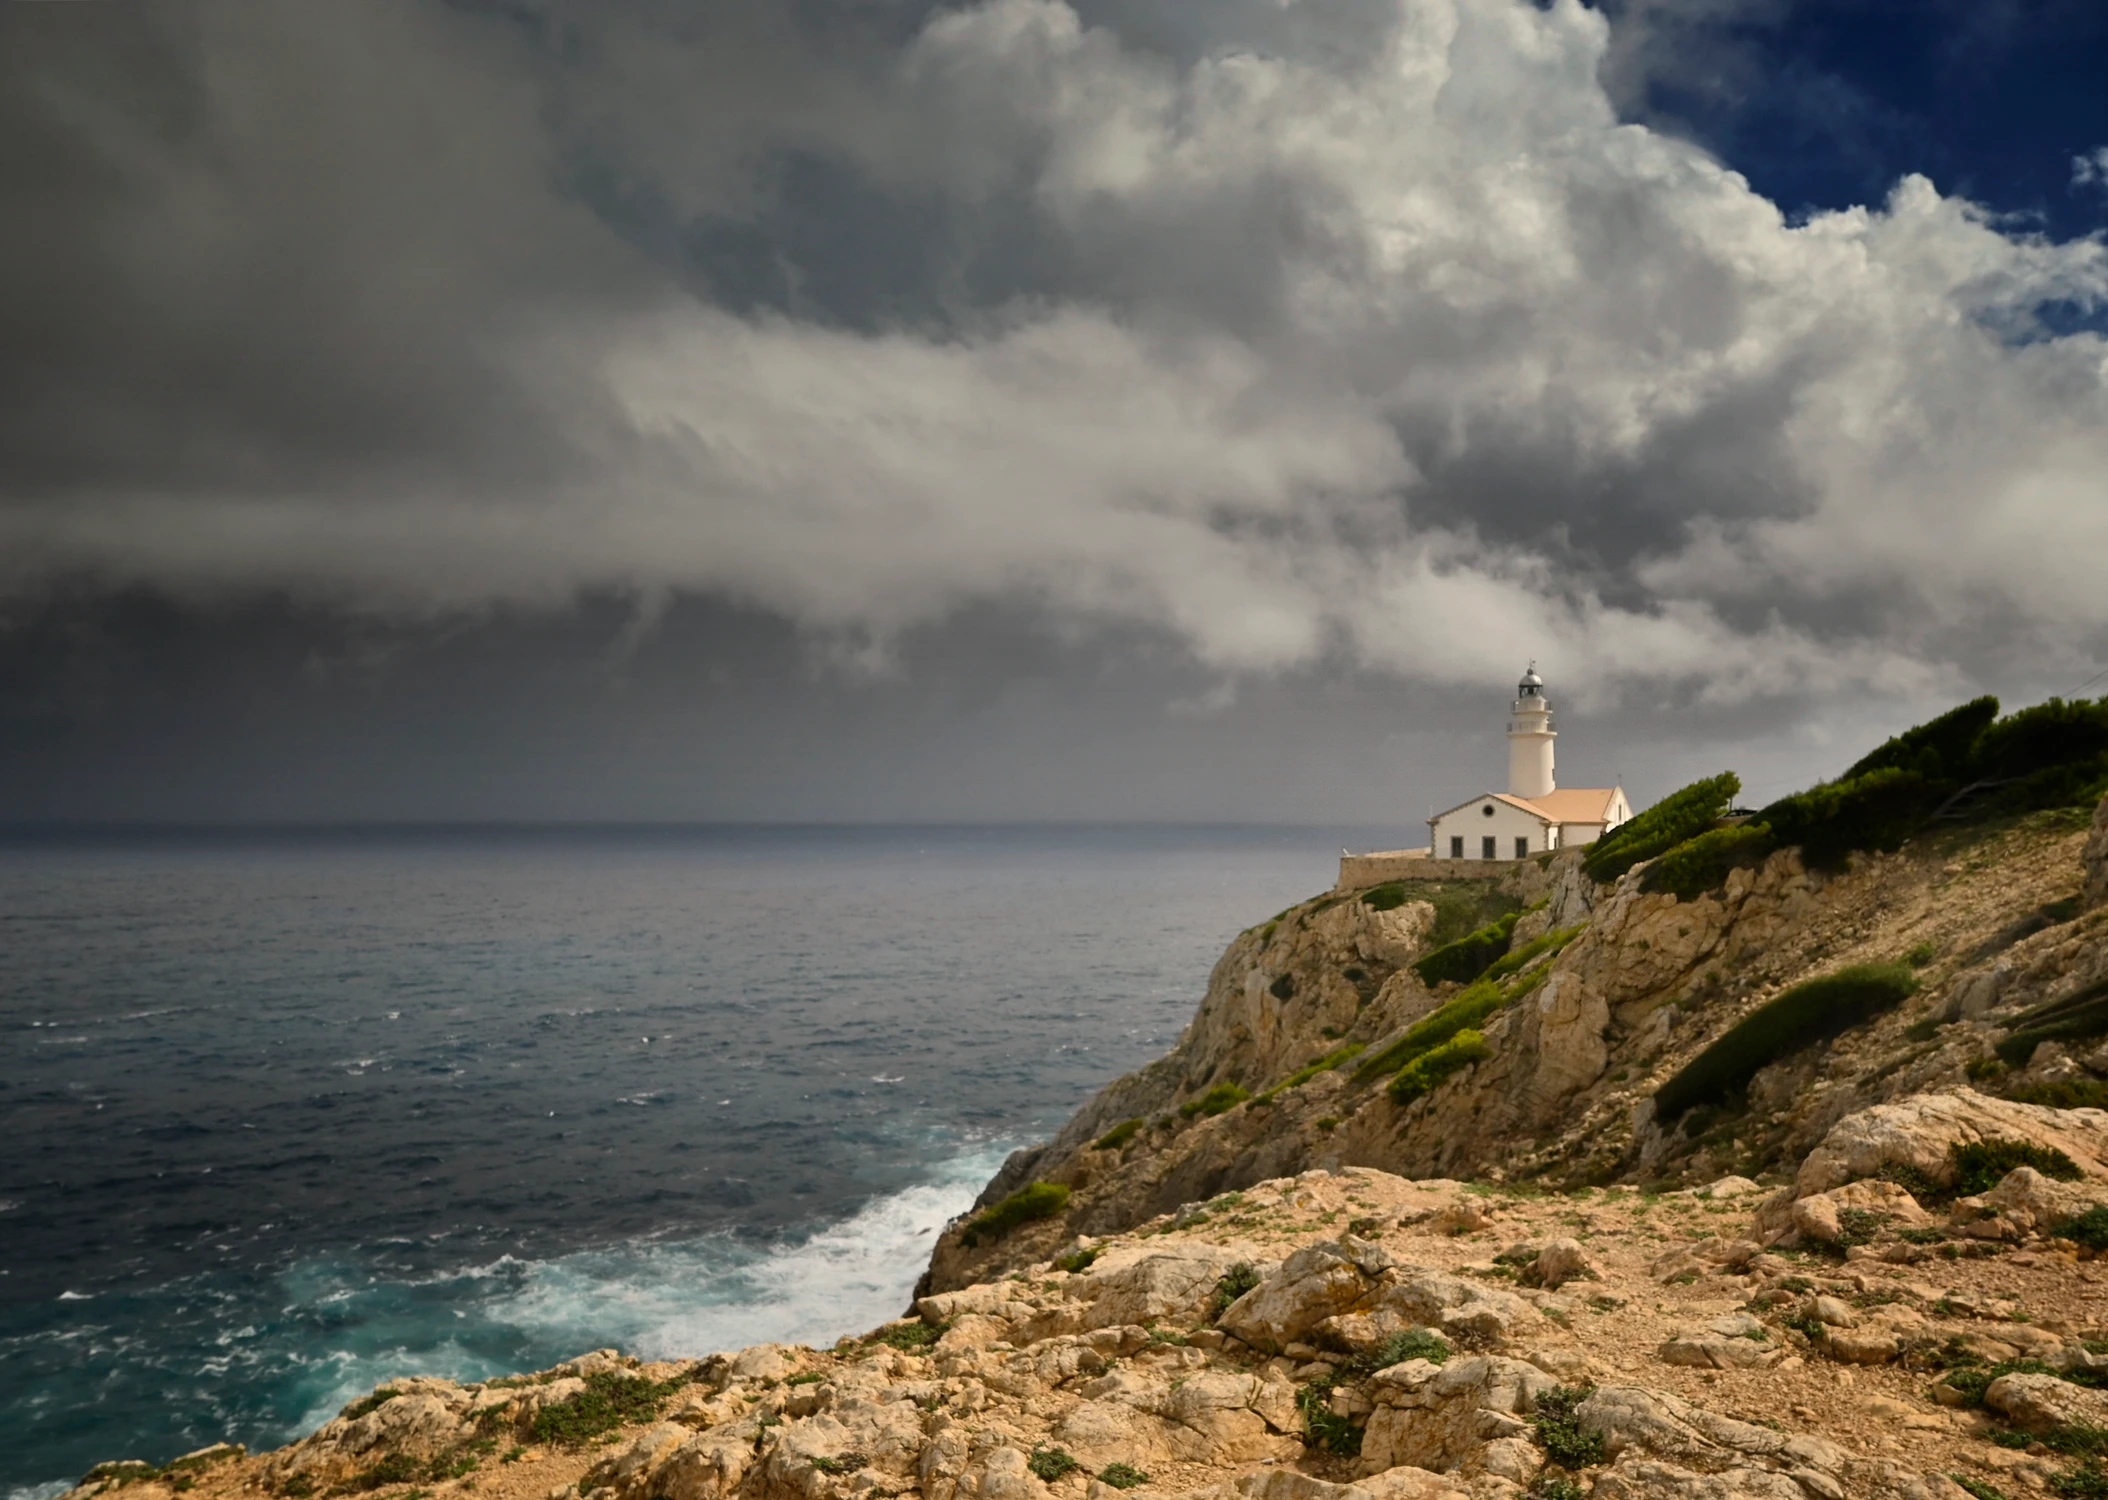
top-left (2078, 147), bottom-right (2108, 190)
top-left (6, 0), bottom-right (2108, 706)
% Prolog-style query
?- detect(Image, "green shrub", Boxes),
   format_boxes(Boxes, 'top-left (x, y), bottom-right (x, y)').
top-left (869, 1320), bottom-right (946, 1350)
top-left (1951, 1138), bottom-right (2083, 1196)
top-left (1212, 1262), bottom-right (1263, 1319)
top-left (2009, 1079), bottom-right (2108, 1111)
top-left (1180, 1082), bottom-right (1250, 1118)
top-left (1996, 979), bottom-right (2108, 1068)
top-left (525, 1370), bottom-right (687, 1447)
top-left (1296, 1380), bottom-right (1361, 1456)
top-left (1413, 910), bottom-right (1523, 987)
top-left (1054, 1247), bottom-right (1100, 1274)
top-left (1027, 1448), bottom-right (1081, 1483)
top-left (1098, 1464), bottom-right (1150, 1490)
top-left (1092, 1118), bottom-right (1144, 1151)
top-left (1757, 766), bottom-right (1940, 872)
top-left (1482, 923), bottom-right (1587, 983)
top-left (1388, 1030), bottom-right (1490, 1104)
top-left (1842, 696), bottom-right (2000, 782)
top-left (1906, 940), bottom-right (1940, 968)
top-left (1948, 1473), bottom-right (2011, 1500)
top-left (1652, 964), bottom-right (1919, 1123)
top-left (2051, 1463), bottom-right (2108, 1499)
top-left (342, 1387), bottom-right (404, 1422)
top-left (1530, 1385), bottom-right (1603, 1469)
top-left (1529, 1479), bottom-right (1586, 1500)
top-left (1361, 882), bottom-right (1411, 912)
top-left (1640, 823), bottom-right (1778, 901)
top-left (1258, 1043), bottom-right (1367, 1102)
top-left (1967, 697), bottom-right (2108, 787)
top-left (1348, 1328), bottom-right (1450, 1371)
top-left (963, 1181), bottom-right (1072, 1246)
top-left (2053, 1206), bottom-right (2108, 1251)
top-left (1355, 981), bottom-right (1508, 1083)
top-left (1583, 772), bottom-right (1741, 885)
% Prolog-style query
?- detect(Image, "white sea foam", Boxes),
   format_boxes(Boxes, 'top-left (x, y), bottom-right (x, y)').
top-left (10, 1482), bottom-right (71, 1500)
top-left (481, 1143), bottom-right (1011, 1360)
top-left (284, 1143), bottom-right (1011, 1436)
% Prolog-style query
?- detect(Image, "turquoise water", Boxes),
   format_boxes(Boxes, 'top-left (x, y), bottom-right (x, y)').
top-left (0, 824), bottom-right (1392, 1496)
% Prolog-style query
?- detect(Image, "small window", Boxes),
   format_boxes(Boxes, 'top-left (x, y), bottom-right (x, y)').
top-left (1481, 835), bottom-right (1496, 860)
top-left (1482, 803), bottom-right (1496, 817)
top-left (1515, 836), bottom-right (1529, 859)
top-left (1450, 836), bottom-right (1464, 859)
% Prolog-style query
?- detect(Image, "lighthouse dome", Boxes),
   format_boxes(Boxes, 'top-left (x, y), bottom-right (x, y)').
top-left (1517, 662), bottom-right (1544, 698)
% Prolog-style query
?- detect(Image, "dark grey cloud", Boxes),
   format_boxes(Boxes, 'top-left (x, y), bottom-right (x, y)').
top-left (1, 0), bottom-right (2106, 819)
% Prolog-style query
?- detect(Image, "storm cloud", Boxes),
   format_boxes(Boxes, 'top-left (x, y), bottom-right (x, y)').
top-left (2, 0), bottom-right (2105, 818)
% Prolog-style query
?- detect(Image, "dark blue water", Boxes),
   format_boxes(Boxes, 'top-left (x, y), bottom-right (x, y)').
top-left (0, 824), bottom-right (1391, 1498)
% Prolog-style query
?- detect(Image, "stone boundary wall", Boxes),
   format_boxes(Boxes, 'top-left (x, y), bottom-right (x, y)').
top-left (1335, 850), bottom-right (1513, 889)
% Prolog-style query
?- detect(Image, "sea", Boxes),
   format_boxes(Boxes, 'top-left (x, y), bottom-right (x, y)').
top-left (0, 823), bottom-right (1398, 1499)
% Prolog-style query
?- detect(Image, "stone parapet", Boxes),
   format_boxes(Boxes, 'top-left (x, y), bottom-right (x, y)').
top-left (1335, 850), bottom-right (1513, 889)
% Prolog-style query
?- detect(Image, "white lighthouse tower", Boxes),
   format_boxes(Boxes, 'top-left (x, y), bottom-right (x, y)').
top-left (1507, 662), bottom-right (1556, 800)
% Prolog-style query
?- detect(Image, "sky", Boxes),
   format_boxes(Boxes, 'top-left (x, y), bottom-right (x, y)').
top-left (1, 0), bottom-right (2106, 826)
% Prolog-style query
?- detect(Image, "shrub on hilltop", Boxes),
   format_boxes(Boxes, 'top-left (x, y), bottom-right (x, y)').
top-left (1581, 772), bottom-right (1741, 885)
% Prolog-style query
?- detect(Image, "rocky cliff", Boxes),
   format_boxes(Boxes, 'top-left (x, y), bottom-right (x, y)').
top-left (60, 760), bottom-right (2108, 1500)
top-left (922, 796), bottom-right (2106, 1299)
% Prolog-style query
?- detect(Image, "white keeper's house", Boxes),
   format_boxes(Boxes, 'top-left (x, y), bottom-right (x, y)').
top-left (1426, 666), bottom-right (1632, 862)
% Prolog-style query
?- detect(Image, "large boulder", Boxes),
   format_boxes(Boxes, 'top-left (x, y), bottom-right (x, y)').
top-left (1217, 1240), bottom-right (1385, 1349)
top-left (1786, 1089), bottom-right (2108, 1198)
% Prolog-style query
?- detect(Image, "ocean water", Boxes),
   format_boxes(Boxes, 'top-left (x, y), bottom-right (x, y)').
top-left (0, 824), bottom-right (1393, 1498)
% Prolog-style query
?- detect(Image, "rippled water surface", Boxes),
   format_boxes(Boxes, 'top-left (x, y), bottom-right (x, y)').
top-left (0, 824), bottom-right (1390, 1496)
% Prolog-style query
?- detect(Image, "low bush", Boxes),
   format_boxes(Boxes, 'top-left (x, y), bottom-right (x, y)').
top-left (1842, 696), bottom-right (2001, 783)
top-left (1997, 979), bottom-right (2108, 1068)
top-left (1258, 1043), bottom-right (1366, 1102)
top-left (1640, 823), bottom-right (1777, 901)
top-left (1345, 1328), bottom-right (1450, 1372)
top-left (1412, 910), bottom-right (1522, 987)
top-left (1296, 1380), bottom-right (1361, 1456)
top-left (1907, 940), bottom-right (1940, 968)
top-left (2053, 1206), bottom-right (2108, 1252)
top-left (526, 1371), bottom-right (688, 1447)
top-left (1092, 1118), bottom-right (1144, 1151)
top-left (1355, 981), bottom-right (1506, 1083)
top-left (1098, 1465), bottom-right (1150, 1490)
top-left (1054, 1247), bottom-right (1099, 1274)
top-left (1027, 1448), bottom-right (1081, 1483)
top-left (1530, 1385), bottom-right (1603, 1470)
top-left (1757, 766), bottom-right (1939, 872)
top-left (1951, 1138), bottom-right (2083, 1196)
top-left (2009, 1079), bottom-right (2108, 1111)
top-left (869, 1320), bottom-right (946, 1350)
top-left (1482, 923), bottom-right (1586, 983)
top-left (1652, 964), bottom-right (1919, 1124)
top-left (962, 1181), bottom-right (1072, 1247)
top-left (1179, 1082), bottom-right (1250, 1118)
top-left (1212, 1262), bottom-right (1263, 1319)
top-left (1388, 1030), bottom-right (1490, 1104)
top-left (1582, 772), bottom-right (1741, 885)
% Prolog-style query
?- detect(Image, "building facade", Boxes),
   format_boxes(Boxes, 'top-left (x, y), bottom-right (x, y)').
top-left (1426, 667), bottom-right (1631, 861)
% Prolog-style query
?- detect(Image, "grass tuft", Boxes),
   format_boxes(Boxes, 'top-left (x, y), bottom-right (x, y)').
top-left (962, 1181), bottom-right (1071, 1247)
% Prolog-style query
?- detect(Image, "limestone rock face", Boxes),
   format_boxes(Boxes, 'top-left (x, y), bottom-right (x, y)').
top-left (2085, 790), bottom-right (2108, 911)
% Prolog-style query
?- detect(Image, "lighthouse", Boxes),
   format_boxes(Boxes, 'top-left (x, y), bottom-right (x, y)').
top-left (1507, 663), bottom-right (1556, 800)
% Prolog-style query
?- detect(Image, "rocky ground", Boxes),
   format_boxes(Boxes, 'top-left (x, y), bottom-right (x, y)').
top-left (61, 796), bottom-right (2108, 1500)
top-left (73, 1093), bottom-right (2108, 1500)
